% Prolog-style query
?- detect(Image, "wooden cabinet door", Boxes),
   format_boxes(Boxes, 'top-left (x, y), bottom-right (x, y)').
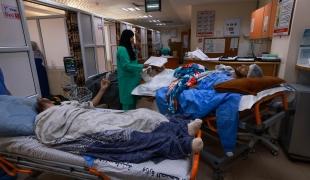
top-left (269, 0), bottom-right (278, 37)
top-left (250, 7), bottom-right (265, 39)
top-left (262, 2), bottom-right (272, 38)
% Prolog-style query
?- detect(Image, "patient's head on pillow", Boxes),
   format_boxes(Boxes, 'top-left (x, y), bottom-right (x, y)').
top-left (36, 98), bottom-right (55, 113)
top-left (235, 65), bottom-right (249, 78)
top-left (235, 64), bottom-right (264, 78)
top-left (247, 64), bottom-right (263, 78)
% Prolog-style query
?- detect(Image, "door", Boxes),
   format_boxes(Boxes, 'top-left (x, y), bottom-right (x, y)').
top-left (93, 16), bottom-right (107, 73)
top-left (27, 17), bottom-right (71, 95)
top-left (140, 27), bottom-right (148, 60)
top-left (78, 12), bottom-right (97, 79)
top-left (109, 22), bottom-right (118, 70)
top-left (0, 0), bottom-right (40, 97)
top-left (78, 13), bottom-right (108, 79)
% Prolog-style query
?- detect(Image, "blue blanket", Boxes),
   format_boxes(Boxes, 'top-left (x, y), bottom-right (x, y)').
top-left (54, 117), bottom-right (192, 163)
top-left (156, 72), bottom-right (241, 153)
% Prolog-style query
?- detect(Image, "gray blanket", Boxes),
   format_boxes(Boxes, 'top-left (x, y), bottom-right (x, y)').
top-left (35, 101), bottom-right (168, 145)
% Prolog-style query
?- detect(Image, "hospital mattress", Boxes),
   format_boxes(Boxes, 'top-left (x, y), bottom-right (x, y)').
top-left (0, 136), bottom-right (190, 180)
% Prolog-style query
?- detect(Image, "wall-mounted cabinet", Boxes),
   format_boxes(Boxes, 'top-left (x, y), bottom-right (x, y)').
top-left (250, 0), bottom-right (278, 39)
top-left (250, 6), bottom-right (264, 39)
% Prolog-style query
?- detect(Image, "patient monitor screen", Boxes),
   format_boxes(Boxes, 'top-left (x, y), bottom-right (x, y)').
top-left (63, 57), bottom-right (77, 76)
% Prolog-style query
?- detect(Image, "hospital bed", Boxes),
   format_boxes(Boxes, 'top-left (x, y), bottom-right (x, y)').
top-left (0, 131), bottom-right (201, 180)
top-left (0, 68), bottom-right (201, 180)
top-left (132, 72), bottom-right (291, 180)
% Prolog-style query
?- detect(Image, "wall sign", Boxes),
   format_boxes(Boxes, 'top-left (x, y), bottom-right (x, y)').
top-left (196, 10), bottom-right (215, 37)
top-left (273, 0), bottom-right (295, 36)
top-left (224, 18), bottom-right (240, 37)
top-left (1, 3), bottom-right (20, 19)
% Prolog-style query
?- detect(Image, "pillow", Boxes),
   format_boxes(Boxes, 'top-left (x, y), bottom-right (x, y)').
top-left (0, 95), bottom-right (37, 137)
top-left (214, 76), bottom-right (286, 95)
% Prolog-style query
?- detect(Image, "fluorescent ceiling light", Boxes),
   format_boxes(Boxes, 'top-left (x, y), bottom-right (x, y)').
top-left (148, 15), bottom-right (152, 17)
top-left (128, 8), bottom-right (135, 11)
top-left (157, 20), bottom-right (160, 22)
top-left (121, 8), bottom-right (128, 11)
top-left (143, 15), bottom-right (148, 18)
top-left (135, 7), bottom-right (141, 10)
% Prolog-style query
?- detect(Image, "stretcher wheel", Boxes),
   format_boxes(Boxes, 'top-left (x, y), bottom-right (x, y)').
top-left (250, 148), bottom-right (256, 153)
top-left (271, 139), bottom-right (277, 145)
top-left (271, 150), bottom-right (279, 156)
top-left (212, 170), bottom-right (224, 180)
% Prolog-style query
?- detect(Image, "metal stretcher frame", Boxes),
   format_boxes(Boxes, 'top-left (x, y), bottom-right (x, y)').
top-left (0, 130), bottom-right (202, 180)
top-left (201, 91), bottom-right (288, 179)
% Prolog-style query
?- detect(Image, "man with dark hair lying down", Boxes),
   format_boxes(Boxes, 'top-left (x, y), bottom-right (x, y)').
top-left (35, 79), bottom-right (203, 163)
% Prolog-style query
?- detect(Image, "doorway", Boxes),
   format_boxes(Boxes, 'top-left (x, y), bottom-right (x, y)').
top-left (24, 1), bottom-right (70, 96)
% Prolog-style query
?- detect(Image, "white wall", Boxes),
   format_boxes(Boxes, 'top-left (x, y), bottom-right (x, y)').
top-left (27, 19), bottom-right (44, 52)
top-left (271, 0), bottom-right (310, 82)
top-left (160, 27), bottom-right (188, 48)
top-left (39, 18), bottom-right (70, 68)
top-left (190, 2), bottom-right (256, 56)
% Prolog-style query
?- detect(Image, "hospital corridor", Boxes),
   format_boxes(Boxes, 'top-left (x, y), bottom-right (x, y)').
top-left (1, 0), bottom-right (310, 180)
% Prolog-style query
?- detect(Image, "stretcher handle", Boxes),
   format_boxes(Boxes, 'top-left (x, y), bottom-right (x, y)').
top-left (88, 167), bottom-right (110, 180)
top-left (0, 156), bottom-right (32, 176)
top-left (190, 130), bottom-right (202, 180)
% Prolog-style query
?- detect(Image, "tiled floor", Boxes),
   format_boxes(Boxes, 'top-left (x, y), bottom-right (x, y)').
top-left (16, 98), bottom-right (310, 180)
top-left (197, 146), bottom-right (310, 180)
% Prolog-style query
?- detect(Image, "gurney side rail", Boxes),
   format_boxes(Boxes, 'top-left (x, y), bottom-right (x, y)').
top-left (0, 152), bottom-right (106, 179)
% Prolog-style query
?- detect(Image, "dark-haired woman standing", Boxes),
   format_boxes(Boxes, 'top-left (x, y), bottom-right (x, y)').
top-left (117, 29), bottom-right (146, 110)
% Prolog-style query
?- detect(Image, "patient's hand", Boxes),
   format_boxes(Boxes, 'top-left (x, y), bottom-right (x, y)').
top-left (100, 79), bottom-right (110, 91)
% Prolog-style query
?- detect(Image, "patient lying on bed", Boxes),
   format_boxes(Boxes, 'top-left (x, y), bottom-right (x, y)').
top-left (34, 97), bottom-right (203, 163)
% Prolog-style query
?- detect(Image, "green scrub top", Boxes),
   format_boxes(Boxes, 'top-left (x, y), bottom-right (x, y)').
top-left (117, 46), bottom-right (143, 107)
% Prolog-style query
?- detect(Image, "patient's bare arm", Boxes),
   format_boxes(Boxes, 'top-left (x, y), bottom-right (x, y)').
top-left (92, 79), bottom-right (110, 107)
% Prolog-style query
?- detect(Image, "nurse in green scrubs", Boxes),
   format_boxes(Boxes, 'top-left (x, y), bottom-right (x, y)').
top-left (117, 30), bottom-right (146, 110)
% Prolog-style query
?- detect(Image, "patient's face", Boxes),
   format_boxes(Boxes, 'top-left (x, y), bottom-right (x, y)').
top-left (37, 98), bottom-right (55, 113)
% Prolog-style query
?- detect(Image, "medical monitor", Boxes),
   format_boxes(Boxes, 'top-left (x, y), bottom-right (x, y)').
top-left (63, 57), bottom-right (77, 76)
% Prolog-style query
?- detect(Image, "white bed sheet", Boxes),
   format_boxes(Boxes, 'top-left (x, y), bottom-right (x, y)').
top-left (0, 136), bottom-right (190, 180)
top-left (239, 86), bottom-right (289, 111)
top-left (132, 69), bottom-right (176, 96)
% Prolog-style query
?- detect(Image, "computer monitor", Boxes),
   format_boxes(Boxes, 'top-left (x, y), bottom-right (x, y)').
top-left (145, 0), bottom-right (161, 12)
